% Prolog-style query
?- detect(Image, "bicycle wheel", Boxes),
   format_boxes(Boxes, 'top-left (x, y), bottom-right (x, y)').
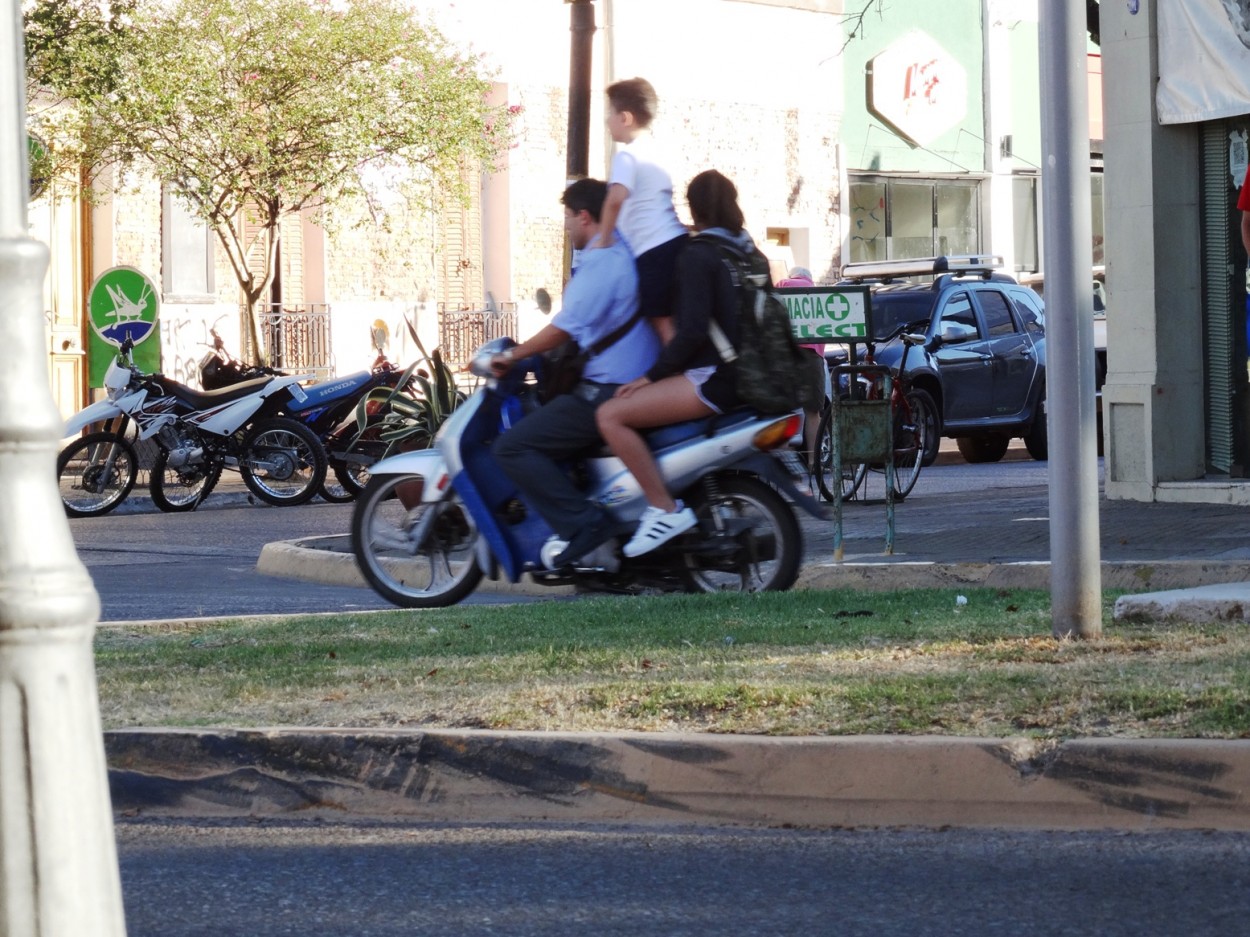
top-left (886, 388), bottom-right (934, 498)
top-left (57, 432), bottom-right (138, 518)
top-left (813, 403), bottom-right (865, 502)
top-left (149, 450), bottom-right (223, 512)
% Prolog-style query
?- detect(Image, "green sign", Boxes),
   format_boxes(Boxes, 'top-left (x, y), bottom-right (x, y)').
top-left (87, 266), bottom-right (161, 386)
top-left (778, 286), bottom-right (872, 341)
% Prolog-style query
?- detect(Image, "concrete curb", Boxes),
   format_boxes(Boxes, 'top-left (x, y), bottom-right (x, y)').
top-left (105, 728), bottom-right (1250, 831)
top-left (1115, 582), bottom-right (1250, 623)
top-left (259, 535), bottom-right (1250, 602)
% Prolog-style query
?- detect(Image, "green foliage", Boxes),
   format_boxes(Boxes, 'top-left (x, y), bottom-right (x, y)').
top-left (345, 330), bottom-right (467, 459)
top-left (23, 0), bottom-right (134, 184)
top-left (24, 0), bottom-right (514, 359)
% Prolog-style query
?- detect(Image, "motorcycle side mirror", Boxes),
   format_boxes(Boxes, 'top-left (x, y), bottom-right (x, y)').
top-left (535, 288), bottom-right (552, 315)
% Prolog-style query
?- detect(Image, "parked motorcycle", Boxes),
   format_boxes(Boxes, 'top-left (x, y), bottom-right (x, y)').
top-left (57, 337), bottom-right (326, 515)
top-left (350, 338), bottom-right (821, 608)
top-left (199, 326), bottom-right (417, 502)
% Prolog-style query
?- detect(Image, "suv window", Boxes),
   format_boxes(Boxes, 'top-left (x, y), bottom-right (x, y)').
top-left (977, 290), bottom-right (1018, 337)
top-left (869, 292), bottom-right (934, 340)
top-left (1010, 288), bottom-right (1045, 334)
top-left (939, 293), bottom-right (980, 337)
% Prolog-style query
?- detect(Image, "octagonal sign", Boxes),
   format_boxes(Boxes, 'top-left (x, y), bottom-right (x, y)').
top-left (868, 31), bottom-right (968, 148)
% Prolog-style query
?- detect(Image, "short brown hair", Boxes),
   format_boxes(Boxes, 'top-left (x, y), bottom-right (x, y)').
top-left (606, 77), bottom-right (657, 128)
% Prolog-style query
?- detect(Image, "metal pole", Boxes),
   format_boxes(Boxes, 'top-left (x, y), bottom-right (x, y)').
top-left (1039, 2), bottom-right (1102, 639)
top-left (563, 0), bottom-right (595, 280)
top-left (566, 0), bottom-right (595, 182)
top-left (0, 1), bottom-right (128, 932)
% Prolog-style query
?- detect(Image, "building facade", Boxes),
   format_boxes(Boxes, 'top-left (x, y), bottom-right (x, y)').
top-left (1101, 0), bottom-right (1250, 504)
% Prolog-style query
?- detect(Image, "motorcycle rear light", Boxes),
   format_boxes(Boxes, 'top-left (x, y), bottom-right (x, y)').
top-left (753, 414), bottom-right (802, 451)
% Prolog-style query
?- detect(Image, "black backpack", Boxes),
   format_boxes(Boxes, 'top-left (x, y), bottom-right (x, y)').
top-left (700, 235), bottom-right (816, 414)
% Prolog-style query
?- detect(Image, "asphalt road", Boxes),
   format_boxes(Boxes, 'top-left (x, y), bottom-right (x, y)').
top-left (115, 818), bottom-right (1250, 937)
top-left (66, 456), bottom-right (1055, 623)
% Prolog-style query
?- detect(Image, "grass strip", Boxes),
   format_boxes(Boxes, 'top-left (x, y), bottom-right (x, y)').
top-left (94, 588), bottom-right (1250, 739)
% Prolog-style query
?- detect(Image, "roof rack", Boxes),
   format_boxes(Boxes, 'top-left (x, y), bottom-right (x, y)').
top-left (840, 254), bottom-right (1004, 283)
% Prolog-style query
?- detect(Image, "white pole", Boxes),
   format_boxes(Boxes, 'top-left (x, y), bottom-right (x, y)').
top-left (0, 1), bottom-right (128, 932)
top-left (1039, 1), bottom-right (1102, 638)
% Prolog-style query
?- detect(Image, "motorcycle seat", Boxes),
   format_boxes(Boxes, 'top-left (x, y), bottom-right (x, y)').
top-left (586, 407), bottom-right (762, 458)
top-left (151, 375), bottom-right (277, 408)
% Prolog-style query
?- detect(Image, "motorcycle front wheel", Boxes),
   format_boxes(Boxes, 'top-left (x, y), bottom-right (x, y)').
top-left (149, 450), bottom-right (223, 513)
top-left (679, 475), bottom-right (802, 594)
top-left (351, 474), bottom-right (483, 608)
top-left (57, 431), bottom-right (138, 518)
top-left (239, 418), bottom-right (327, 506)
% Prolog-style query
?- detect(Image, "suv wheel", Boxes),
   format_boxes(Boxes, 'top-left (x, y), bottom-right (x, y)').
top-left (956, 434), bottom-right (1010, 463)
top-left (1024, 397), bottom-right (1048, 461)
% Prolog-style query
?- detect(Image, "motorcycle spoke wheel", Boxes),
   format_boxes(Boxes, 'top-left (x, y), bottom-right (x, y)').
top-left (149, 450), bottom-right (222, 513)
top-left (351, 474), bottom-right (483, 608)
top-left (318, 476), bottom-right (357, 503)
top-left (57, 432), bottom-right (138, 518)
top-left (679, 475), bottom-right (801, 594)
top-left (331, 455), bottom-right (373, 498)
top-left (240, 418), bottom-right (327, 506)
top-left (814, 405), bottom-right (865, 503)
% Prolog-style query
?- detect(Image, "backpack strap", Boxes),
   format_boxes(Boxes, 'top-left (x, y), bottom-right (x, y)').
top-left (586, 308), bottom-right (643, 358)
top-left (693, 232), bottom-right (757, 366)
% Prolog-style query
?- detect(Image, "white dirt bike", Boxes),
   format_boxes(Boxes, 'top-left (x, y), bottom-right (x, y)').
top-left (58, 338), bottom-right (327, 516)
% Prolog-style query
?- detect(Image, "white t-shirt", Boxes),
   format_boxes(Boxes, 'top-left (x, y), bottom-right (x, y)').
top-left (608, 134), bottom-right (687, 257)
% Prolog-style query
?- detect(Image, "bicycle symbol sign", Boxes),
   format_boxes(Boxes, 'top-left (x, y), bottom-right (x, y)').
top-left (88, 266), bottom-right (160, 348)
top-left (777, 287), bottom-right (870, 340)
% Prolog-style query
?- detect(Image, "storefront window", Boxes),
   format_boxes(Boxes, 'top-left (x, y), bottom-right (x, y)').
top-left (849, 182), bottom-right (886, 262)
top-left (848, 176), bottom-right (982, 263)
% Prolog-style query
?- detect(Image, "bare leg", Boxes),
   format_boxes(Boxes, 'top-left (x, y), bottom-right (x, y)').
top-left (596, 376), bottom-right (713, 510)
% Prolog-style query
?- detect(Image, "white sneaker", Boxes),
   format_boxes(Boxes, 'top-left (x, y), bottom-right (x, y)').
top-left (623, 502), bottom-right (698, 557)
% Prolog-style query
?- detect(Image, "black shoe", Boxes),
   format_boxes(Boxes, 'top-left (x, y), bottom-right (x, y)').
top-left (553, 513), bottom-right (617, 566)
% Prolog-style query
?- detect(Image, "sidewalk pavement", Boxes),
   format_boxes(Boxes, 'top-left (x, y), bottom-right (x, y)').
top-left (107, 457), bottom-right (1250, 832)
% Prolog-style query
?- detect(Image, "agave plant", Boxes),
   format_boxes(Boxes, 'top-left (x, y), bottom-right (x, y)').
top-left (342, 329), bottom-right (467, 464)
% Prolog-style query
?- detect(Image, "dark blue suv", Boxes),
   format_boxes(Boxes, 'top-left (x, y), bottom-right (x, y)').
top-left (835, 256), bottom-right (1048, 465)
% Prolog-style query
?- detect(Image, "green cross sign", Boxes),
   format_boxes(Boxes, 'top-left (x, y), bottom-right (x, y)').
top-left (777, 286), bottom-right (871, 341)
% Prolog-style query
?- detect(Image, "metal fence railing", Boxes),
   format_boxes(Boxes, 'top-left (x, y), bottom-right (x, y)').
top-left (245, 304), bottom-right (333, 382)
top-left (437, 304), bottom-right (518, 370)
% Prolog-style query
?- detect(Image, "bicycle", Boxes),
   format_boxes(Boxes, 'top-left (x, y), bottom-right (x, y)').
top-left (812, 325), bottom-right (937, 501)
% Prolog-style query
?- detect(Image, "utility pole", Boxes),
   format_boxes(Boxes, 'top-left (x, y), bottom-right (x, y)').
top-left (1039, 2), bottom-right (1102, 638)
top-left (0, 1), bottom-right (128, 932)
top-left (563, 0), bottom-right (595, 279)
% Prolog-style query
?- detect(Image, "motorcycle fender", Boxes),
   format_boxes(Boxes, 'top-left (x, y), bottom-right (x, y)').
top-left (267, 374), bottom-right (317, 406)
top-left (369, 449), bottom-right (448, 502)
top-left (742, 452), bottom-right (827, 519)
top-left (63, 399), bottom-right (124, 437)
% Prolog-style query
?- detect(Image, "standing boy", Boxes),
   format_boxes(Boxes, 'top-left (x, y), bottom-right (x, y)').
top-left (597, 77), bottom-right (689, 340)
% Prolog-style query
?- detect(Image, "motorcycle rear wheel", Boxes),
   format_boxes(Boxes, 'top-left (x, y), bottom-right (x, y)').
top-left (149, 450), bottom-right (223, 513)
top-left (351, 474), bottom-right (483, 608)
top-left (318, 475), bottom-right (357, 503)
top-left (239, 418), bottom-right (327, 506)
top-left (57, 431), bottom-right (138, 518)
top-left (679, 475), bottom-right (802, 594)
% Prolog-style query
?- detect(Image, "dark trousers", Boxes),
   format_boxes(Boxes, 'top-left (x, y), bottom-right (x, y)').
top-left (491, 382), bottom-right (618, 539)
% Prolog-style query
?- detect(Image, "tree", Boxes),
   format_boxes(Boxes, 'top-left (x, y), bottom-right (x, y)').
top-left (23, 0), bottom-right (134, 189)
top-left (50, 0), bottom-right (512, 361)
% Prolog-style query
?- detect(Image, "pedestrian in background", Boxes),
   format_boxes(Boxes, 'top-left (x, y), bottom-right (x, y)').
top-left (777, 266), bottom-right (828, 480)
